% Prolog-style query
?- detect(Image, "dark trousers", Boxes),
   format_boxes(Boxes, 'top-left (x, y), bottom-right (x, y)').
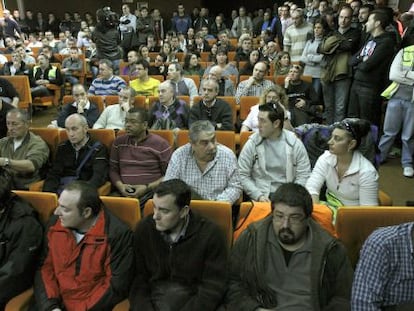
top-left (348, 82), bottom-right (382, 126)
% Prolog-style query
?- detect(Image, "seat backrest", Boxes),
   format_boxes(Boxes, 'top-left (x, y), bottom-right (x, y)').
top-left (336, 206), bottom-right (414, 268)
top-left (1, 75), bottom-right (32, 109)
top-left (149, 129), bottom-right (175, 148)
top-left (184, 75), bottom-right (200, 89)
top-left (150, 75), bottom-right (165, 82)
top-left (218, 96), bottom-right (238, 125)
top-left (239, 96), bottom-right (260, 120)
top-left (144, 199), bottom-right (233, 249)
top-left (275, 75), bottom-right (313, 85)
top-left (58, 128), bottom-right (116, 151)
top-left (12, 190), bottom-right (57, 224)
top-left (239, 131), bottom-right (253, 151)
top-left (30, 127), bottom-right (59, 161)
top-left (101, 196), bottom-right (141, 230)
top-left (176, 129), bottom-right (235, 152)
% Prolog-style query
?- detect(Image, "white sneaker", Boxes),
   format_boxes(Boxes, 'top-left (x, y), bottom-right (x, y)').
top-left (403, 167), bottom-right (414, 178)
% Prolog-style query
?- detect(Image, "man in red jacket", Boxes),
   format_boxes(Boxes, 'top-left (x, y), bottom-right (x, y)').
top-left (34, 180), bottom-right (133, 311)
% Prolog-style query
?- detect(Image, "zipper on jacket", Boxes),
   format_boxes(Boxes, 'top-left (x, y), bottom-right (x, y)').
top-left (75, 243), bottom-right (86, 276)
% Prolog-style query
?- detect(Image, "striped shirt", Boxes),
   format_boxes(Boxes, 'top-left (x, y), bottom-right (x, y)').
top-left (352, 222), bottom-right (414, 310)
top-left (283, 23), bottom-right (313, 62)
top-left (109, 133), bottom-right (172, 185)
top-left (88, 75), bottom-right (127, 96)
top-left (164, 143), bottom-right (242, 204)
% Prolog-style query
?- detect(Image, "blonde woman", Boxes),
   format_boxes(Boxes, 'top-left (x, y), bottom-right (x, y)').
top-left (241, 85), bottom-right (293, 132)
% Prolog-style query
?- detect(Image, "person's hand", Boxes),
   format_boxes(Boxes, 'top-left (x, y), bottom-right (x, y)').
top-left (77, 98), bottom-right (87, 113)
top-left (247, 76), bottom-right (256, 86)
top-left (295, 98), bottom-right (306, 109)
top-left (284, 76), bottom-right (291, 88)
top-left (118, 183), bottom-right (135, 197)
top-left (120, 100), bottom-right (130, 112)
top-left (258, 195), bottom-right (271, 202)
top-left (129, 184), bottom-right (148, 197)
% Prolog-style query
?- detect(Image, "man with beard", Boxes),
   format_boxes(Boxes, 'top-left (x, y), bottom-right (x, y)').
top-left (226, 183), bottom-right (354, 311)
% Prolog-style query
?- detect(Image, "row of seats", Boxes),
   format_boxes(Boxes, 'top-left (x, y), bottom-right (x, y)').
top-left (6, 190), bottom-right (412, 310)
top-left (29, 127), bottom-right (251, 159)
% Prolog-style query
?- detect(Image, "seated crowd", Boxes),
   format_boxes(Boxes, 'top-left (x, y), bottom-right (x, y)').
top-left (1, 0), bottom-right (414, 310)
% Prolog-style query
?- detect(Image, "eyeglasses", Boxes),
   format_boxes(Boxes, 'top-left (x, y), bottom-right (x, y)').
top-left (342, 120), bottom-right (357, 139)
top-left (273, 213), bottom-right (305, 225)
top-left (73, 92), bottom-right (86, 97)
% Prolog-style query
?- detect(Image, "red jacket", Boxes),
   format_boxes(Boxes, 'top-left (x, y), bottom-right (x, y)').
top-left (34, 209), bottom-right (134, 311)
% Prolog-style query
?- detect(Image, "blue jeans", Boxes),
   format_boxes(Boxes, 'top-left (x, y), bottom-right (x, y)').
top-left (321, 78), bottom-right (351, 125)
top-left (378, 98), bottom-right (414, 168)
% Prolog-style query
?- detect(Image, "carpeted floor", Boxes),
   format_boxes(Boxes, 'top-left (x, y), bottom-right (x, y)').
top-left (30, 106), bottom-right (414, 206)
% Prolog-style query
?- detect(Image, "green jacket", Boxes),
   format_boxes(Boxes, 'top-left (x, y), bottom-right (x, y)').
top-left (319, 34), bottom-right (352, 83)
top-left (226, 217), bottom-right (353, 311)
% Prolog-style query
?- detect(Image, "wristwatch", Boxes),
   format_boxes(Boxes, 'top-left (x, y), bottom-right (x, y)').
top-left (4, 158), bottom-right (10, 167)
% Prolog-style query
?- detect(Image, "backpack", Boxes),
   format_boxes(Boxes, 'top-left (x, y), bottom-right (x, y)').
top-left (295, 123), bottom-right (380, 169)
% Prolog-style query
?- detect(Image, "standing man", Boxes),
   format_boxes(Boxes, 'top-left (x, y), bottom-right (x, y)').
top-left (129, 59), bottom-right (160, 97)
top-left (238, 103), bottom-right (311, 202)
top-left (129, 179), bottom-right (228, 310)
top-left (379, 42), bottom-right (414, 178)
top-left (43, 114), bottom-right (108, 194)
top-left (0, 109), bottom-right (49, 189)
top-left (318, 5), bottom-right (361, 125)
top-left (110, 108), bottom-right (172, 207)
top-left (136, 7), bottom-right (154, 46)
top-left (227, 183), bottom-right (353, 310)
top-left (93, 86), bottom-right (136, 130)
top-left (34, 181), bottom-right (133, 310)
top-left (352, 222), bottom-right (414, 310)
top-left (283, 8), bottom-right (313, 62)
top-left (190, 79), bottom-right (233, 130)
top-left (165, 120), bottom-right (242, 204)
top-left (235, 62), bottom-right (275, 104)
top-left (231, 7), bottom-right (253, 38)
top-left (171, 4), bottom-right (192, 34)
top-left (119, 4), bottom-right (137, 40)
top-left (348, 10), bottom-right (395, 126)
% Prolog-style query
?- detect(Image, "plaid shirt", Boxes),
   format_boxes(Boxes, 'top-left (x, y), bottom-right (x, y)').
top-left (235, 79), bottom-right (275, 104)
top-left (352, 222), bottom-right (414, 310)
top-left (164, 143), bottom-right (242, 204)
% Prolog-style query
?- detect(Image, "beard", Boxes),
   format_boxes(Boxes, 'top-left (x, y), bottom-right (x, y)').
top-left (278, 227), bottom-right (297, 245)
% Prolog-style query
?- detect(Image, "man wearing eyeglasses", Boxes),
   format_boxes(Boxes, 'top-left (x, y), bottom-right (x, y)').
top-left (238, 103), bottom-right (310, 202)
top-left (227, 183), bottom-right (353, 311)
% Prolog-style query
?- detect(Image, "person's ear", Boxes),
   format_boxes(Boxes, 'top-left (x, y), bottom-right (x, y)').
top-left (82, 206), bottom-right (92, 218)
top-left (180, 205), bottom-right (189, 219)
top-left (348, 139), bottom-right (357, 151)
